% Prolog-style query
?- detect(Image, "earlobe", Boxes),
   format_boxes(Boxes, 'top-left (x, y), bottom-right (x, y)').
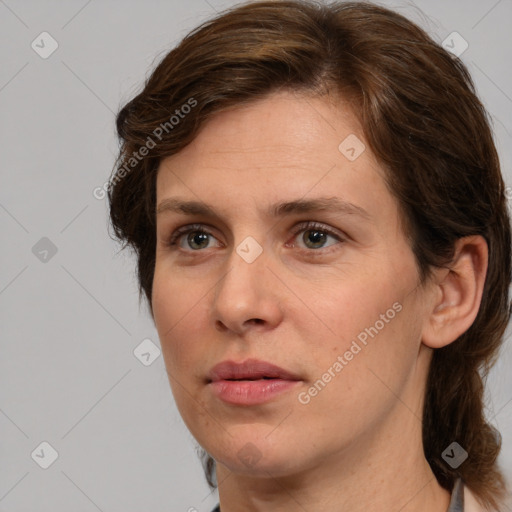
top-left (422, 235), bottom-right (488, 349)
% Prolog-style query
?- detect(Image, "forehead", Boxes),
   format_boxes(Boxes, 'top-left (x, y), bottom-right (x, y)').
top-left (162, 91), bottom-right (361, 160)
top-left (155, 90), bottom-right (392, 220)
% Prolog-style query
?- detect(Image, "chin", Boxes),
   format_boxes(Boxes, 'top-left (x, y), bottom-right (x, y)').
top-left (218, 451), bottom-right (299, 478)
top-left (211, 433), bottom-right (303, 477)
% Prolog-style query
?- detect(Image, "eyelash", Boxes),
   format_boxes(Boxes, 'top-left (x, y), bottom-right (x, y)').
top-left (165, 221), bottom-right (345, 254)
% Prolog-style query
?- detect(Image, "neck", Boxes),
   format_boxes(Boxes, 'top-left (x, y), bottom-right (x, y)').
top-left (214, 352), bottom-right (451, 512)
top-left (215, 424), bottom-right (450, 512)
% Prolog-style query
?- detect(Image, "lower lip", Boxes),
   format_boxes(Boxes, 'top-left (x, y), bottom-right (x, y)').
top-left (209, 379), bottom-right (301, 405)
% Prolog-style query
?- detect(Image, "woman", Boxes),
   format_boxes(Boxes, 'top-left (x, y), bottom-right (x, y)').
top-left (108, 1), bottom-right (511, 510)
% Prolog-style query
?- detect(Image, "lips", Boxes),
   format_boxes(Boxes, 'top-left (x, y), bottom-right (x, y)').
top-left (207, 358), bottom-right (302, 406)
top-left (207, 358), bottom-right (301, 383)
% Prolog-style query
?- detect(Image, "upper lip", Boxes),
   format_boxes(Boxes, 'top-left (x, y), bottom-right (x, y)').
top-left (207, 358), bottom-right (302, 383)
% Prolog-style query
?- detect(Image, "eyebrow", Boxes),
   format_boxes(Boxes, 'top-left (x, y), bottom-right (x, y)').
top-left (156, 197), bottom-right (370, 220)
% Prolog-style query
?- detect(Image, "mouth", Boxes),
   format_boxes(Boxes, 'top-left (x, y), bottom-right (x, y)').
top-left (207, 358), bottom-right (302, 383)
top-left (223, 376), bottom-right (276, 381)
top-left (206, 358), bottom-right (302, 406)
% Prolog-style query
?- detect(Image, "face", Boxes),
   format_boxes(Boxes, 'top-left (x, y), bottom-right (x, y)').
top-left (152, 90), bottom-right (435, 478)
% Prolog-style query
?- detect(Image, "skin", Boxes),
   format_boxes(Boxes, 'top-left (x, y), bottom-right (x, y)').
top-left (152, 90), bottom-right (488, 512)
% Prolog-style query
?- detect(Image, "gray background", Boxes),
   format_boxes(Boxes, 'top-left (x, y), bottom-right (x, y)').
top-left (1, 0), bottom-right (511, 510)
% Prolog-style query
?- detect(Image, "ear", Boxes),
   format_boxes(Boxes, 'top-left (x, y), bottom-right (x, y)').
top-left (422, 235), bottom-right (488, 349)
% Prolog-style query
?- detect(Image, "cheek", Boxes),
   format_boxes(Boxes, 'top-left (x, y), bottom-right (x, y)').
top-left (152, 275), bottom-right (213, 428)
top-left (151, 270), bottom-right (207, 374)
top-left (318, 272), bottom-right (400, 346)
top-left (308, 271), bottom-right (418, 393)
top-left (298, 300), bottom-right (419, 440)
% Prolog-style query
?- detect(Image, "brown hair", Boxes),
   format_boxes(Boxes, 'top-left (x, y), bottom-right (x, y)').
top-left (108, 1), bottom-right (511, 508)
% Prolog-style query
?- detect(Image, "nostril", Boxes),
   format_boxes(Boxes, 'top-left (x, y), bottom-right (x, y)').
top-left (215, 320), bottom-right (228, 332)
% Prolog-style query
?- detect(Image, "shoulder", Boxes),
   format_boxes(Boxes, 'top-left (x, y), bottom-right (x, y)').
top-left (464, 485), bottom-right (491, 512)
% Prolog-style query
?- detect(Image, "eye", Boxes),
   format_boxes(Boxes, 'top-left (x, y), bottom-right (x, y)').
top-left (166, 224), bottom-right (221, 251)
top-left (165, 221), bottom-right (345, 253)
top-left (289, 221), bottom-right (344, 251)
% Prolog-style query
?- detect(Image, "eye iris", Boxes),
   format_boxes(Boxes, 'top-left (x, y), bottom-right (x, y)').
top-left (303, 229), bottom-right (326, 249)
top-left (188, 231), bottom-right (209, 250)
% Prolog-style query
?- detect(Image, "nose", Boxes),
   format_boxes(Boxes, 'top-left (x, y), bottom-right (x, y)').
top-left (211, 244), bottom-right (284, 335)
